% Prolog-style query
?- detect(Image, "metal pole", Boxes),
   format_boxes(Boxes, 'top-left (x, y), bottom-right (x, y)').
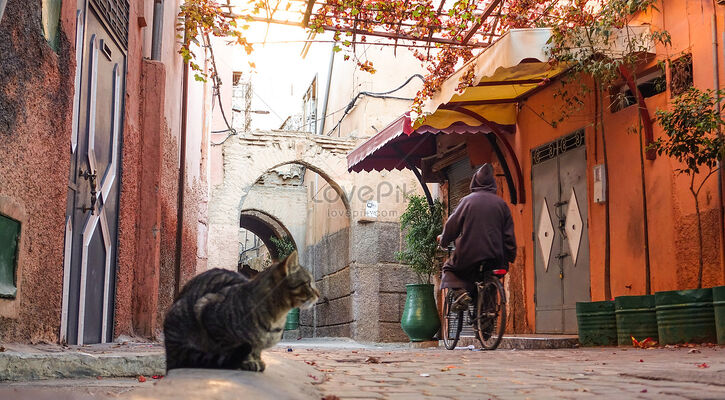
top-left (317, 44), bottom-right (335, 136)
top-left (174, 28), bottom-right (190, 297)
top-left (719, 10), bottom-right (725, 283)
top-left (151, 0), bottom-right (164, 60)
top-left (0, 0), bottom-right (7, 25)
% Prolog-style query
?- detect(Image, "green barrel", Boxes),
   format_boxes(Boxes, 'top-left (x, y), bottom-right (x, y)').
top-left (615, 295), bottom-right (658, 346)
top-left (284, 308), bottom-right (300, 331)
top-left (655, 288), bottom-right (717, 345)
top-left (576, 300), bottom-right (617, 346)
top-left (713, 286), bottom-right (725, 345)
top-left (400, 284), bottom-right (440, 342)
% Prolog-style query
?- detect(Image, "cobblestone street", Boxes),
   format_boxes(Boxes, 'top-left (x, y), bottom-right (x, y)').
top-left (274, 343), bottom-right (725, 399)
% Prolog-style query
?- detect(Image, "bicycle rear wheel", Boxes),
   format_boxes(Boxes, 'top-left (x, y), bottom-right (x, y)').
top-left (442, 289), bottom-right (463, 350)
top-left (475, 277), bottom-right (506, 350)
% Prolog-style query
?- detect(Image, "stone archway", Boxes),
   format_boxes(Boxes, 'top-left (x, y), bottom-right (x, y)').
top-left (208, 129), bottom-right (417, 343)
top-left (208, 130), bottom-right (355, 270)
top-left (239, 208), bottom-right (296, 261)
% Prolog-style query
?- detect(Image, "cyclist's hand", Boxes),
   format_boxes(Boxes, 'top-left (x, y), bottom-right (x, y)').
top-left (436, 235), bottom-right (442, 244)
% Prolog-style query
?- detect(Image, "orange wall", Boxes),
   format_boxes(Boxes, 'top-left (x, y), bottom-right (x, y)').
top-left (506, 0), bottom-right (725, 331)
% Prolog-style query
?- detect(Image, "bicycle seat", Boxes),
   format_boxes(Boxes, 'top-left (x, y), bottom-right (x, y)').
top-left (492, 269), bottom-right (507, 276)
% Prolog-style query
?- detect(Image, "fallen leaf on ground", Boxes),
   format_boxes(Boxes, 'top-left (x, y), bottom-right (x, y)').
top-left (697, 363), bottom-right (710, 368)
top-left (639, 359), bottom-right (644, 363)
top-left (688, 349), bottom-right (702, 354)
top-left (152, 375), bottom-right (163, 380)
top-left (138, 376), bottom-right (146, 383)
top-left (0, 346), bottom-right (5, 352)
top-left (641, 389), bottom-right (648, 393)
top-left (631, 337), bottom-right (657, 348)
top-left (365, 356), bottom-right (380, 364)
top-left (351, 350), bottom-right (358, 353)
top-left (96, 376), bottom-right (102, 380)
top-left (475, 375), bottom-right (483, 378)
top-left (321, 396), bottom-right (340, 400)
top-left (305, 360), bottom-right (317, 366)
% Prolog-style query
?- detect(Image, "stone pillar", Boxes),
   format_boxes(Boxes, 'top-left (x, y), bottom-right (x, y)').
top-left (350, 263), bottom-right (380, 341)
top-left (133, 60), bottom-right (165, 337)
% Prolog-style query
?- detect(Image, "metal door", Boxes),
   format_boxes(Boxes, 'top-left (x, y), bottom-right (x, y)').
top-left (61, 0), bottom-right (127, 344)
top-left (532, 130), bottom-right (590, 334)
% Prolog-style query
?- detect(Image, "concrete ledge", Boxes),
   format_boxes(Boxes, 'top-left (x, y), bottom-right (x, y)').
top-left (409, 340), bottom-right (438, 349)
top-left (0, 344), bottom-right (165, 381)
top-left (122, 353), bottom-right (321, 400)
top-left (452, 334), bottom-right (579, 350)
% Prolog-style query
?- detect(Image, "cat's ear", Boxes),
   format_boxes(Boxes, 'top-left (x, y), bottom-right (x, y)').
top-left (281, 250), bottom-right (299, 275)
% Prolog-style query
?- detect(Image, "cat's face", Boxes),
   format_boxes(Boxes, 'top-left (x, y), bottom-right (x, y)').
top-left (276, 251), bottom-right (319, 309)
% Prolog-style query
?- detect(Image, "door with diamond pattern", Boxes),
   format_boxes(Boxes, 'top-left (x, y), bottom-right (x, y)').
top-left (61, 0), bottom-right (127, 345)
top-left (532, 131), bottom-right (590, 334)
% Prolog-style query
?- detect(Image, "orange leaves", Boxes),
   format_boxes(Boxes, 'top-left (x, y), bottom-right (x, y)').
top-left (631, 336), bottom-right (658, 349)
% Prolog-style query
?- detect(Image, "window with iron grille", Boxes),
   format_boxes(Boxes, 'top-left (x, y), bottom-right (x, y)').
top-left (670, 54), bottom-right (693, 97)
top-left (91, 0), bottom-right (129, 50)
top-left (0, 214), bottom-right (20, 298)
top-left (610, 67), bottom-right (666, 113)
top-left (303, 77), bottom-right (317, 134)
top-left (231, 72), bottom-right (252, 133)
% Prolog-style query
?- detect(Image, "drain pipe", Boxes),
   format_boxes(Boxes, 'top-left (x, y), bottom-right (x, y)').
top-left (716, 11), bottom-right (725, 282)
top-left (151, 0), bottom-right (164, 60)
top-left (174, 29), bottom-right (190, 297)
top-left (317, 44), bottom-right (335, 136)
top-left (0, 0), bottom-right (7, 24)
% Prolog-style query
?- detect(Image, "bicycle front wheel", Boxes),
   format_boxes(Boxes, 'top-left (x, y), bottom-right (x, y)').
top-left (475, 277), bottom-right (506, 350)
top-left (442, 289), bottom-right (463, 350)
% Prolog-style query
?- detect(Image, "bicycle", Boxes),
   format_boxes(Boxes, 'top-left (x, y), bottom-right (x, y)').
top-left (440, 246), bottom-right (507, 350)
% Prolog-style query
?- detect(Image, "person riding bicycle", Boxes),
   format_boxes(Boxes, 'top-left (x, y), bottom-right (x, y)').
top-left (437, 163), bottom-right (517, 312)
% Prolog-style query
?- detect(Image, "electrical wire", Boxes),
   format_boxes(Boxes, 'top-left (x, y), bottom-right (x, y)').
top-left (325, 73), bottom-right (425, 136)
top-left (204, 32), bottom-right (241, 146)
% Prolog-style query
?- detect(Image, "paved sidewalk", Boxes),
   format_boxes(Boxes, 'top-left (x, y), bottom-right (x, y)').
top-left (274, 342), bottom-right (725, 399)
top-left (3, 339), bottom-right (724, 399)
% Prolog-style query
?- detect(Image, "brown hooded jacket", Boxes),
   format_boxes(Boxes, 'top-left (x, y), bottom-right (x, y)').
top-left (440, 164), bottom-right (517, 290)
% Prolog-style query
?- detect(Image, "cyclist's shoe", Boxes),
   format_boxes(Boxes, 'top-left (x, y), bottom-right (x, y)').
top-left (451, 289), bottom-right (472, 312)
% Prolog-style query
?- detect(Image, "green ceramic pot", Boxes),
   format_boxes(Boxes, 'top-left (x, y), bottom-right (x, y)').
top-left (712, 286), bottom-right (725, 345)
top-left (615, 295), bottom-right (658, 346)
top-left (401, 284), bottom-right (441, 342)
top-left (655, 288), bottom-right (717, 345)
top-left (284, 308), bottom-right (300, 331)
top-left (576, 300), bottom-right (617, 346)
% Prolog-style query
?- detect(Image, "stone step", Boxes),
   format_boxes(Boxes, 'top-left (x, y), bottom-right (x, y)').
top-left (0, 343), bottom-right (165, 381)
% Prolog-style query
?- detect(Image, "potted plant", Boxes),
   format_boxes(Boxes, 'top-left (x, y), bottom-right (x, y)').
top-left (271, 236), bottom-right (300, 331)
top-left (650, 87), bottom-right (723, 344)
top-left (396, 195), bottom-right (443, 342)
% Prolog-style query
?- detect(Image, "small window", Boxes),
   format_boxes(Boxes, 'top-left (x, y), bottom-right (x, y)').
top-left (610, 68), bottom-right (666, 112)
top-left (670, 54), bottom-right (693, 97)
top-left (0, 214), bottom-right (20, 298)
top-left (232, 72), bottom-right (243, 86)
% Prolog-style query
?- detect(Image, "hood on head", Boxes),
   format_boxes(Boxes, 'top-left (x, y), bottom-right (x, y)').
top-left (470, 163), bottom-right (497, 193)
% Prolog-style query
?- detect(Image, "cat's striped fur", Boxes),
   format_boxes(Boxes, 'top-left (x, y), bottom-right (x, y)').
top-left (163, 251), bottom-right (318, 372)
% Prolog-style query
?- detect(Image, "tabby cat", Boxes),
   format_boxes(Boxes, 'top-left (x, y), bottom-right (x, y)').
top-left (163, 251), bottom-right (318, 372)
